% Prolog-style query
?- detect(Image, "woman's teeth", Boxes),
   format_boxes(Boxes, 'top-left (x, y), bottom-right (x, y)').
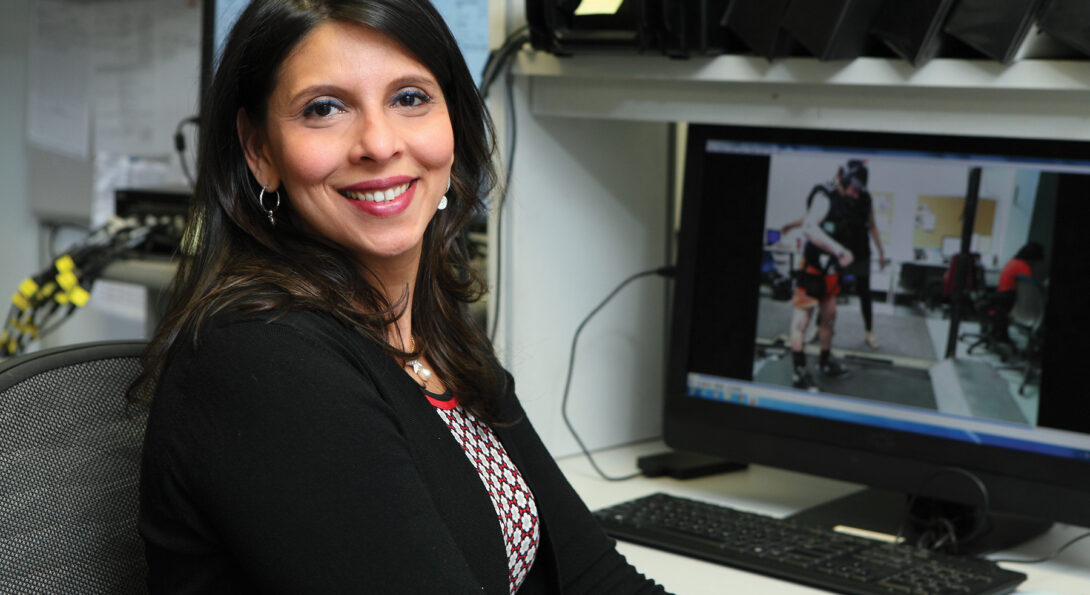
top-left (341, 182), bottom-right (410, 203)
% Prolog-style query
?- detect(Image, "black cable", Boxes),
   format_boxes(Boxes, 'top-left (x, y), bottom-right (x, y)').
top-left (481, 26), bottom-right (526, 84)
top-left (43, 221), bottom-right (91, 261)
top-left (174, 115), bottom-right (199, 188)
top-left (560, 265), bottom-right (676, 482)
top-left (481, 26), bottom-right (529, 100)
top-left (36, 303), bottom-right (77, 341)
top-left (896, 467), bottom-right (992, 552)
top-left (488, 67), bottom-right (518, 344)
top-left (989, 530), bottom-right (1090, 565)
top-left (480, 29), bottom-right (529, 344)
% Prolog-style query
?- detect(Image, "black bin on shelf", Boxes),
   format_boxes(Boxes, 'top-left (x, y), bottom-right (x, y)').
top-left (722, 0), bottom-right (797, 60)
top-left (943, 0), bottom-right (1048, 64)
top-left (1037, 0), bottom-right (1090, 57)
top-left (651, 0), bottom-right (734, 58)
top-left (870, 0), bottom-right (960, 66)
top-left (779, 0), bottom-right (887, 61)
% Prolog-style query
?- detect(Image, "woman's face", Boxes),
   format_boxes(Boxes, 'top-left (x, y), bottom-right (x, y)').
top-left (241, 21), bottom-right (455, 275)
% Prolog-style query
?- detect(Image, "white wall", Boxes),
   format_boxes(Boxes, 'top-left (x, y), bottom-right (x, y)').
top-left (1000, 169), bottom-right (1040, 265)
top-left (494, 74), bottom-right (671, 459)
top-left (6, 0), bottom-right (201, 352)
top-left (0, 0), bottom-right (40, 317)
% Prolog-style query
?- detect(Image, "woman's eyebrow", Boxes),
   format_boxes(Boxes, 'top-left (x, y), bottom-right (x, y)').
top-left (285, 84), bottom-right (348, 104)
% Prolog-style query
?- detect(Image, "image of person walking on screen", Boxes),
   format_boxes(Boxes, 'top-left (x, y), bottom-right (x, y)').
top-left (837, 160), bottom-right (887, 349)
top-left (783, 160), bottom-right (886, 351)
top-left (787, 162), bottom-right (864, 391)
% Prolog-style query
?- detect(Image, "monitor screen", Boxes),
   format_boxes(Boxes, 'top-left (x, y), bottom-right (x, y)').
top-left (664, 124), bottom-right (1090, 553)
top-left (199, 0), bottom-right (248, 103)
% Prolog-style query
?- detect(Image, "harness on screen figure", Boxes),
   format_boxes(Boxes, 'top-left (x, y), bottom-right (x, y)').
top-left (787, 163), bottom-right (873, 392)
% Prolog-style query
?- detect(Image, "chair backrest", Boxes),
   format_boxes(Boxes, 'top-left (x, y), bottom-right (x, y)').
top-left (0, 341), bottom-right (149, 594)
top-left (1010, 274), bottom-right (1046, 329)
top-left (942, 252), bottom-right (982, 296)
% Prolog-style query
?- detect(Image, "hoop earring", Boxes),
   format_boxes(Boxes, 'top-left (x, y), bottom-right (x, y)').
top-left (437, 177), bottom-right (451, 211)
top-left (259, 186), bottom-right (280, 225)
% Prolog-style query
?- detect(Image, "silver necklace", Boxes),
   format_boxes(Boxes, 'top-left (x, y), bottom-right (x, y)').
top-left (406, 338), bottom-right (433, 382)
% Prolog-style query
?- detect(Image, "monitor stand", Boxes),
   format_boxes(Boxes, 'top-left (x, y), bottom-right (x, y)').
top-left (787, 488), bottom-right (1052, 556)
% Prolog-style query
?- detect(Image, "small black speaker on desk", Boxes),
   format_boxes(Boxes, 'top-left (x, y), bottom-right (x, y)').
top-left (779, 0), bottom-right (887, 61)
top-left (943, 0), bottom-right (1048, 63)
top-left (1037, 0), bottom-right (1090, 57)
top-left (871, 0), bottom-right (960, 66)
top-left (722, 0), bottom-right (798, 60)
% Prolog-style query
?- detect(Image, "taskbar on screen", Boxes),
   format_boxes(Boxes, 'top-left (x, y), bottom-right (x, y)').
top-left (687, 372), bottom-right (1090, 463)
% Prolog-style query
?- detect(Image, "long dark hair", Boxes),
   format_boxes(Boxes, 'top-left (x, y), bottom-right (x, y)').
top-left (132, 0), bottom-right (504, 418)
top-left (1014, 241), bottom-right (1045, 263)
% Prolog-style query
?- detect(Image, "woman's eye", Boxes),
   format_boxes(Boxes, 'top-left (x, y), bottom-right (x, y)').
top-left (302, 99), bottom-right (346, 118)
top-left (394, 91), bottom-right (430, 108)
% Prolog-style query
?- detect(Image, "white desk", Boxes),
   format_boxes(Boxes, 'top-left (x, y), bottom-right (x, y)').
top-left (558, 441), bottom-right (1090, 594)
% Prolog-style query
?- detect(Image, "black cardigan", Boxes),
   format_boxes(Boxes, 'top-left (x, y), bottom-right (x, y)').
top-left (139, 310), bottom-right (667, 593)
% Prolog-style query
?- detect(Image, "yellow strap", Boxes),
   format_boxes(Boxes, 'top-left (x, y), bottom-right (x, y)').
top-left (12, 292), bottom-right (30, 311)
top-left (55, 254), bottom-right (75, 272)
top-left (18, 277), bottom-right (39, 297)
top-left (56, 270), bottom-right (77, 291)
top-left (69, 286), bottom-right (90, 307)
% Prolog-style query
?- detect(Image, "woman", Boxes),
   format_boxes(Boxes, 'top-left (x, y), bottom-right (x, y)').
top-left (991, 241), bottom-right (1045, 343)
top-left (134, 1), bottom-right (666, 592)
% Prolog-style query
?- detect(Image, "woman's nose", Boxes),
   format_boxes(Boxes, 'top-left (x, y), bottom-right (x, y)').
top-left (351, 109), bottom-right (401, 163)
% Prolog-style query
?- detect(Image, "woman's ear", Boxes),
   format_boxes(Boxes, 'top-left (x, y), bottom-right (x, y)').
top-left (237, 108), bottom-right (279, 190)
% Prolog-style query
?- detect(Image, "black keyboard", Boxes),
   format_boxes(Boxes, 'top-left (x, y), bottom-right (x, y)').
top-left (593, 493), bottom-right (1026, 595)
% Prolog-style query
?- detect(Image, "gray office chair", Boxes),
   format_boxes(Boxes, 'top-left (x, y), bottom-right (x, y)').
top-left (1008, 275), bottom-right (1046, 395)
top-left (0, 341), bottom-right (149, 594)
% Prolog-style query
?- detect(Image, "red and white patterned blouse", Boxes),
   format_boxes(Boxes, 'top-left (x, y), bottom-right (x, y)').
top-left (426, 391), bottom-right (540, 593)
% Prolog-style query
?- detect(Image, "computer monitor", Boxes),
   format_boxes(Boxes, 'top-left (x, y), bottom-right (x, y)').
top-left (664, 123), bottom-right (1090, 554)
top-left (199, 0), bottom-right (248, 105)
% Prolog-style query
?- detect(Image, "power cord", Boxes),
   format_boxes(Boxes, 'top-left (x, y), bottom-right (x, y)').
top-left (481, 25), bottom-right (529, 101)
top-left (895, 467), bottom-right (1090, 563)
top-left (990, 530), bottom-right (1090, 565)
top-left (43, 221), bottom-right (90, 261)
top-left (897, 467), bottom-right (992, 554)
top-left (561, 265), bottom-right (676, 481)
top-left (480, 26), bottom-right (530, 344)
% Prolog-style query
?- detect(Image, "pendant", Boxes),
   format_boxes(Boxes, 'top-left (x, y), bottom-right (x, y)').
top-left (407, 359), bottom-right (433, 381)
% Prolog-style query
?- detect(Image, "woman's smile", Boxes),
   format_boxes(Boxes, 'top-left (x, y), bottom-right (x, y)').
top-left (340, 179), bottom-right (416, 217)
top-left (339, 179), bottom-right (413, 204)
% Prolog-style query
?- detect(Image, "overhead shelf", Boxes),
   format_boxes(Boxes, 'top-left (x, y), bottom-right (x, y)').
top-left (514, 52), bottom-right (1090, 141)
top-left (518, 52), bottom-right (1090, 90)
